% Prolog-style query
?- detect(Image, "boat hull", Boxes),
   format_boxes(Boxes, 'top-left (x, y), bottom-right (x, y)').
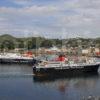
top-left (33, 64), bottom-right (100, 77)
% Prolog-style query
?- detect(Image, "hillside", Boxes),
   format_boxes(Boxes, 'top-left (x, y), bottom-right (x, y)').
top-left (0, 34), bottom-right (99, 50)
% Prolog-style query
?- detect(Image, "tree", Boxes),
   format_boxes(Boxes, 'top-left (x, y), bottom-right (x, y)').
top-left (0, 40), bottom-right (15, 51)
top-left (40, 39), bottom-right (53, 48)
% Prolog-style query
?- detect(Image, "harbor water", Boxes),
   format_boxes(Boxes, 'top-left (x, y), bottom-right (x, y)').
top-left (0, 62), bottom-right (100, 100)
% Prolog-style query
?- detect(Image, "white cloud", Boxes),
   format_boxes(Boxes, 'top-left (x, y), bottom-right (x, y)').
top-left (0, 0), bottom-right (100, 38)
top-left (76, 0), bottom-right (100, 9)
top-left (22, 6), bottom-right (58, 15)
top-left (0, 18), bottom-right (7, 21)
top-left (0, 5), bottom-right (58, 16)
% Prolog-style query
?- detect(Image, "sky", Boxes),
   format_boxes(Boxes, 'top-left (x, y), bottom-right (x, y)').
top-left (0, 0), bottom-right (100, 38)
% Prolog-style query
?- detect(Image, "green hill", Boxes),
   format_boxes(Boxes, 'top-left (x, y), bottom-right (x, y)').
top-left (0, 34), bottom-right (17, 43)
top-left (0, 34), bottom-right (99, 51)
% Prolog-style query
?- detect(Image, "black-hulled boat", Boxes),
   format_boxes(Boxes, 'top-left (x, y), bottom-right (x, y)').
top-left (33, 61), bottom-right (100, 77)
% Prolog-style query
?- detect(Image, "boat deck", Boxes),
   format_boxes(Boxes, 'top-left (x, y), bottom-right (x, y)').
top-left (35, 61), bottom-right (100, 69)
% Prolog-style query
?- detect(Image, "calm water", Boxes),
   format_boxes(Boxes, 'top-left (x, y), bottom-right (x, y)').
top-left (0, 63), bottom-right (100, 100)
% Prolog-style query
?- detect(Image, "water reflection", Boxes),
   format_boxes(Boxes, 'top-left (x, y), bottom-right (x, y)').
top-left (33, 73), bottom-right (99, 94)
top-left (74, 78), bottom-right (97, 89)
top-left (33, 72), bottom-right (99, 82)
top-left (58, 81), bottom-right (67, 93)
top-left (0, 64), bottom-right (32, 76)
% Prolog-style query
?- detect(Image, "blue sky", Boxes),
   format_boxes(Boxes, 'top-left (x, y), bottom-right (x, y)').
top-left (0, 0), bottom-right (100, 38)
top-left (0, 0), bottom-right (60, 7)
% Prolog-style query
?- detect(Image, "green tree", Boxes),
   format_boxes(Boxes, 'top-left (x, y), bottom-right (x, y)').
top-left (0, 40), bottom-right (15, 51)
top-left (40, 39), bottom-right (53, 48)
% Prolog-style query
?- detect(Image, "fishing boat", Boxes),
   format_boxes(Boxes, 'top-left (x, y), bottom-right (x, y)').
top-left (33, 55), bottom-right (100, 77)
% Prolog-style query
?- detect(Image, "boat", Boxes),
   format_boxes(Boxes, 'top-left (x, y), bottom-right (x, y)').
top-left (0, 53), bottom-right (33, 64)
top-left (33, 55), bottom-right (100, 77)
